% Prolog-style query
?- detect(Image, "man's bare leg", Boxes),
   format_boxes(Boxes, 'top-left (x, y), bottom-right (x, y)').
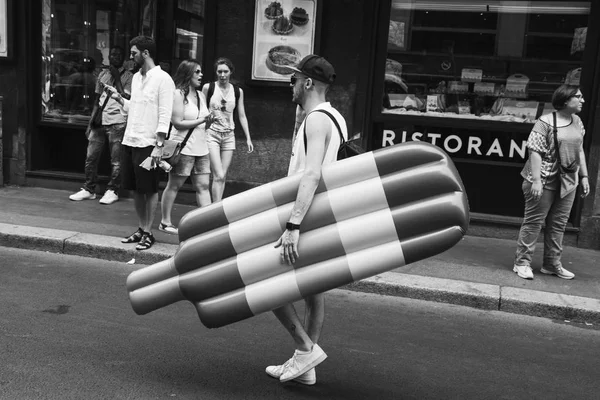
top-left (272, 304), bottom-right (314, 352)
top-left (303, 293), bottom-right (325, 344)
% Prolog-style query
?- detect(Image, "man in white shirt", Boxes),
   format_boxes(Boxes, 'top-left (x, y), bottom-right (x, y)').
top-left (266, 55), bottom-right (348, 385)
top-left (109, 36), bottom-right (175, 251)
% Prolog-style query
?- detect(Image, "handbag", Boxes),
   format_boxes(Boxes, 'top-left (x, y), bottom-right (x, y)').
top-left (162, 90), bottom-right (200, 165)
top-left (552, 112), bottom-right (579, 198)
top-left (303, 109), bottom-right (364, 160)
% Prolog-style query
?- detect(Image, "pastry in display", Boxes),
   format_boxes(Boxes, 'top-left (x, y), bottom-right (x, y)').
top-left (290, 7), bottom-right (309, 25)
top-left (266, 45), bottom-right (301, 75)
top-left (448, 81), bottom-right (469, 94)
top-left (473, 82), bottom-right (495, 96)
top-left (265, 1), bottom-right (283, 19)
top-left (272, 15), bottom-right (294, 35)
top-left (504, 74), bottom-right (529, 98)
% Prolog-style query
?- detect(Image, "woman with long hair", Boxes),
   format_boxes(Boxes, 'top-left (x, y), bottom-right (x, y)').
top-left (202, 57), bottom-right (254, 202)
top-left (513, 84), bottom-right (590, 280)
top-left (159, 59), bottom-right (216, 235)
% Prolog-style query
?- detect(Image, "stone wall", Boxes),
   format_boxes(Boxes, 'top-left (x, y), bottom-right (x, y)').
top-left (0, 0), bottom-right (28, 186)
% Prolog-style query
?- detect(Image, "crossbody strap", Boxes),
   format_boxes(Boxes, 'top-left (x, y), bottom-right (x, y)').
top-left (166, 90), bottom-right (201, 145)
top-left (552, 111), bottom-right (562, 166)
top-left (303, 109), bottom-right (345, 154)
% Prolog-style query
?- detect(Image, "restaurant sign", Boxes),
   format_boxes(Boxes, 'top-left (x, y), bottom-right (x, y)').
top-left (380, 125), bottom-right (530, 163)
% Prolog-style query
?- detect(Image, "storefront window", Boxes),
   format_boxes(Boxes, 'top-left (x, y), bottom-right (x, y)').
top-left (383, 0), bottom-right (590, 123)
top-left (175, 0), bottom-right (205, 61)
top-left (41, 0), bottom-right (150, 125)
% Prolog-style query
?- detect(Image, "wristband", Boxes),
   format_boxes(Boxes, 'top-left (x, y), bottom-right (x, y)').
top-left (581, 175), bottom-right (588, 178)
top-left (286, 222), bottom-right (300, 230)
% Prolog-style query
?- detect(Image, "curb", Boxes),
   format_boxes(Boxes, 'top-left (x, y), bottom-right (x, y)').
top-left (2, 222), bottom-right (599, 324)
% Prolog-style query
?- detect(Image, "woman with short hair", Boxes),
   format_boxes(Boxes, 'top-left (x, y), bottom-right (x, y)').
top-left (513, 84), bottom-right (590, 280)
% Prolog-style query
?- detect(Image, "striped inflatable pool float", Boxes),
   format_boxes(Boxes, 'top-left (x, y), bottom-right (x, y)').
top-left (127, 142), bottom-right (469, 328)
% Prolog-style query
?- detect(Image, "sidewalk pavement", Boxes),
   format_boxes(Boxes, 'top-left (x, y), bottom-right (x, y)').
top-left (1, 186), bottom-right (599, 323)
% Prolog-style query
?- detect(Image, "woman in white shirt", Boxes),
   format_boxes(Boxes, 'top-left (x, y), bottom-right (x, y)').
top-left (159, 60), bottom-right (216, 235)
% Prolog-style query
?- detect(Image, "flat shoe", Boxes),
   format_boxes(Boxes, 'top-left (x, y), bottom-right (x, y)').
top-left (136, 232), bottom-right (155, 251)
top-left (122, 228), bottom-right (144, 243)
top-left (158, 222), bottom-right (178, 235)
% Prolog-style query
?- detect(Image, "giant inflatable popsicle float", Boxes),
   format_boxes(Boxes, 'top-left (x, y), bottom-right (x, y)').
top-left (126, 142), bottom-right (470, 328)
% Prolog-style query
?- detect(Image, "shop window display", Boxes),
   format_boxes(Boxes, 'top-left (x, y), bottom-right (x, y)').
top-left (41, 0), bottom-right (149, 125)
top-left (383, 0), bottom-right (590, 123)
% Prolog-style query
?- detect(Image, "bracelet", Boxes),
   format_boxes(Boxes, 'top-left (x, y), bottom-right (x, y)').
top-left (581, 175), bottom-right (588, 179)
top-left (286, 222), bottom-right (300, 230)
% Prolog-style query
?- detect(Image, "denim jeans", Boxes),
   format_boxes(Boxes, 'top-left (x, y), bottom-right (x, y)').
top-left (83, 123), bottom-right (126, 193)
top-left (514, 180), bottom-right (576, 269)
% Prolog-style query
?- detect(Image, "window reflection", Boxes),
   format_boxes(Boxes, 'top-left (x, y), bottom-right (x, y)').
top-left (41, 0), bottom-right (146, 125)
top-left (383, 0), bottom-right (591, 123)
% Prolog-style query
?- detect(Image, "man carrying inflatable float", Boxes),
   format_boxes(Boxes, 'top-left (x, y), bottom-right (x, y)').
top-left (126, 55), bottom-right (470, 385)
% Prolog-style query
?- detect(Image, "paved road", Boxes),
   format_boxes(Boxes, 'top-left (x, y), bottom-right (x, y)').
top-left (1, 247), bottom-right (599, 400)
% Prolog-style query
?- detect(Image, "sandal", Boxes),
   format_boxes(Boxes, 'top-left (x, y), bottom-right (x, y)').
top-left (136, 232), bottom-right (155, 251)
top-left (122, 228), bottom-right (144, 243)
top-left (158, 222), bottom-right (179, 235)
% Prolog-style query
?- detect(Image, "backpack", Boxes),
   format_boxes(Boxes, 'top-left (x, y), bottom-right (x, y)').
top-left (207, 82), bottom-right (241, 115)
top-left (303, 109), bottom-right (364, 160)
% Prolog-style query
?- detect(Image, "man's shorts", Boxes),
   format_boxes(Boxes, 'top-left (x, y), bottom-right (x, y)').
top-left (172, 154), bottom-right (210, 177)
top-left (207, 129), bottom-right (236, 151)
top-left (121, 145), bottom-right (160, 194)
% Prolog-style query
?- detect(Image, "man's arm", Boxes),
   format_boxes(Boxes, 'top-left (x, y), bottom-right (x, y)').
top-left (276, 113), bottom-right (330, 265)
top-left (150, 76), bottom-right (175, 165)
top-left (109, 66), bottom-right (130, 100)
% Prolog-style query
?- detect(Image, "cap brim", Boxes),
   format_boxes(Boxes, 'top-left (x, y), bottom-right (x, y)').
top-left (287, 66), bottom-right (302, 74)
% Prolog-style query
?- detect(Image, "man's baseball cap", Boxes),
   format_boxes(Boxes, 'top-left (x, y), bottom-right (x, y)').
top-left (289, 54), bottom-right (336, 84)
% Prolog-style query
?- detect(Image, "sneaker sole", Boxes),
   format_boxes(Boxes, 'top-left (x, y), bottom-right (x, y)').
top-left (266, 369), bottom-right (315, 385)
top-left (69, 196), bottom-right (96, 201)
top-left (293, 375), bottom-right (316, 385)
top-left (513, 266), bottom-right (533, 280)
top-left (99, 199), bottom-right (118, 205)
top-left (280, 354), bottom-right (327, 383)
top-left (540, 269), bottom-right (574, 280)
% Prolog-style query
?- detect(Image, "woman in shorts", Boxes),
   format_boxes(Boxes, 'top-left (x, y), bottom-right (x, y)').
top-left (159, 59), bottom-right (216, 235)
top-left (202, 57), bottom-right (254, 202)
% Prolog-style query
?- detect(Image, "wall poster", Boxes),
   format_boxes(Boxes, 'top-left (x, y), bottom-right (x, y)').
top-left (251, 0), bottom-right (318, 83)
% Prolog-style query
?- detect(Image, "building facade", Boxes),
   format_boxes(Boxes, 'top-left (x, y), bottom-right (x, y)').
top-left (1, 0), bottom-right (600, 249)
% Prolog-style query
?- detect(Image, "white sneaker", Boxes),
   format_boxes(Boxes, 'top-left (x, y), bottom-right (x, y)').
top-left (279, 344), bottom-right (327, 383)
top-left (69, 188), bottom-right (96, 201)
top-left (513, 264), bottom-right (533, 280)
top-left (266, 359), bottom-right (316, 385)
top-left (99, 190), bottom-right (119, 205)
top-left (541, 265), bottom-right (575, 280)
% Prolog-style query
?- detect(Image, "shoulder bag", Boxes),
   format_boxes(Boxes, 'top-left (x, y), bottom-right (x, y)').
top-left (162, 90), bottom-right (201, 166)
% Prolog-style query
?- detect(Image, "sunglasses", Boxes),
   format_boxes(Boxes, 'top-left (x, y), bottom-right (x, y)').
top-left (221, 99), bottom-right (227, 112)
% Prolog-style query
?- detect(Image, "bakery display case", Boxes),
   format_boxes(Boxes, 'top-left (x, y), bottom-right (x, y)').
top-left (382, 0), bottom-right (590, 124)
